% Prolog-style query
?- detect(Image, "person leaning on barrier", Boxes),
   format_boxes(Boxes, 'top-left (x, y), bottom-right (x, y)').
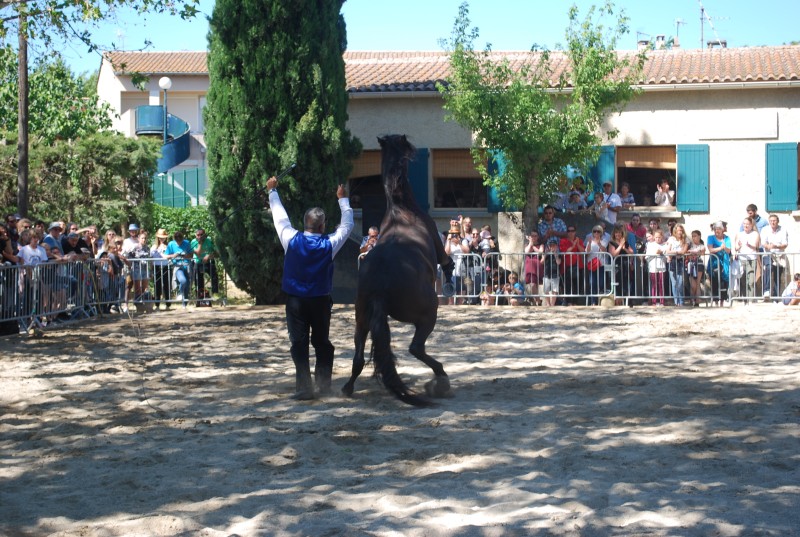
top-left (60, 232), bottom-right (92, 262)
top-left (707, 221), bottom-right (731, 307)
top-left (760, 214), bottom-right (788, 300)
top-left (165, 231), bottom-right (193, 308)
top-left (191, 228), bottom-right (218, 298)
top-left (559, 225), bottom-right (585, 305)
top-left (733, 216), bottom-right (760, 301)
top-left (1, 224), bottom-right (19, 265)
top-left (150, 229), bottom-right (171, 310)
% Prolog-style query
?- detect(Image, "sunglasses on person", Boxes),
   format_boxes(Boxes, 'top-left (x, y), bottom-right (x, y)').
top-left (593, 230), bottom-right (602, 234)
top-left (567, 228), bottom-right (576, 232)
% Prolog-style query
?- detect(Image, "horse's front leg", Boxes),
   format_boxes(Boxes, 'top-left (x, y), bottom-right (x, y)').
top-left (342, 316), bottom-right (369, 397)
top-left (408, 320), bottom-right (451, 398)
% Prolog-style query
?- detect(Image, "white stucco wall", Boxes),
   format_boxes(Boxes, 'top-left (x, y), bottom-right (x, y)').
top-left (605, 86), bottom-right (800, 250)
top-left (347, 95), bottom-right (472, 150)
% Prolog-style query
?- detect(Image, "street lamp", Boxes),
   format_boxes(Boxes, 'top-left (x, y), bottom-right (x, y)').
top-left (158, 76), bottom-right (172, 145)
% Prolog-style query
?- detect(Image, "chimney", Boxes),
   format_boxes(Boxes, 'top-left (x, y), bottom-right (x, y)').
top-left (707, 39), bottom-right (727, 49)
top-left (655, 35), bottom-right (666, 49)
top-left (672, 36), bottom-right (680, 49)
top-left (637, 39), bottom-right (650, 52)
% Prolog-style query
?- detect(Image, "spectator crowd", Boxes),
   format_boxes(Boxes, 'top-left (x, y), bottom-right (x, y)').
top-left (421, 179), bottom-right (797, 308)
top-left (1, 214), bottom-right (221, 328)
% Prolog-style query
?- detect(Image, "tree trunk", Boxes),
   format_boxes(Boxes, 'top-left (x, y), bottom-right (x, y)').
top-left (16, 12), bottom-right (29, 217)
top-left (522, 170), bottom-right (540, 234)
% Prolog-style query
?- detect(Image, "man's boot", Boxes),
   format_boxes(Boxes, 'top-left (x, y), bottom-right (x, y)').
top-left (292, 367), bottom-right (314, 400)
top-left (315, 367), bottom-right (333, 396)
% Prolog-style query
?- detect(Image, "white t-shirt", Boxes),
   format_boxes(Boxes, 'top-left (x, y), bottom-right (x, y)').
top-left (19, 245), bottom-right (48, 266)
top-left (603, 193), bottom-right (622, 224)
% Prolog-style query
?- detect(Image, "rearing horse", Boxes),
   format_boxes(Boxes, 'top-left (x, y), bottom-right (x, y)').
top-left (342, 135), bottom-right (455, 406)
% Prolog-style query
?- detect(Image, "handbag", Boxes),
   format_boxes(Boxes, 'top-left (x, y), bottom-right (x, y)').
top-left (587, 257), bottom-right (601, 271)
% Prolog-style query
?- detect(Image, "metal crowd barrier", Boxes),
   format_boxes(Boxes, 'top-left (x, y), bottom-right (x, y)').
top-left (0, 258), bottom-right (228, 334)
top-left (437, 250), bottom-right (798, 307)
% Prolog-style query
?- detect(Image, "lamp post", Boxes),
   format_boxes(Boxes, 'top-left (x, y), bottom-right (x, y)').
top-left (158, 76), bottom-right (172, 145)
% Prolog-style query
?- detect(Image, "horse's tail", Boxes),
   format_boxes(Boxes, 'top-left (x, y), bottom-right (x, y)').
top-left (369, 299), bottom-right (433, 407)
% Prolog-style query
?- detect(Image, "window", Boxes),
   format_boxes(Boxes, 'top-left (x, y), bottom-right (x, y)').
top-left (347, 151), bottom-right (381, 210)
top-left (433, 149), bottom-right (486, 209)
top-left (196, 96), bottom-right (207, 134)
top-left (616, 146), bottom-right (676, 207)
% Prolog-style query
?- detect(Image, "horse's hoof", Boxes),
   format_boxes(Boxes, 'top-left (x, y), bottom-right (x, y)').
top-left (341, 382), bottom-right (354, 397)
top-left (425, 375), bottom-right (451, 398)
top-left (442, 282), bottom-right (455, 297)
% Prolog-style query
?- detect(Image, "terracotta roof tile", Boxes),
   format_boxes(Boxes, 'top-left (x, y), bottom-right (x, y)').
top-left (105, 51), bottom-right (208, 74)
top-left (104, 46), bottom-right (800, 91)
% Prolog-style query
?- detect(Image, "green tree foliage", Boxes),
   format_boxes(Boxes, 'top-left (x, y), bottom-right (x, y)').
top-left (0, 131), bottom-right (160, 229)
top-left (205, 0), bottom-right (361, 304)
top-left (439, 1), bottom-right (645, 232)
top-left (152, 204), bottom-right (215, 241)
top-left (0, 1), bottom-right (199, 51)
top-left (0, 45), bottom-right (113, 143)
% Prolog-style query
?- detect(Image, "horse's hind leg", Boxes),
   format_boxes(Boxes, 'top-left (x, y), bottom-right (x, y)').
top-left (342, 312), bottom-right (369, 397)
top-left (409, 319), bottom-right (451, 398)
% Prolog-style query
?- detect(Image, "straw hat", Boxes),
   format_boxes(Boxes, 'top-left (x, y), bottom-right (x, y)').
top-left (155, 228), bottom-right (169, 239)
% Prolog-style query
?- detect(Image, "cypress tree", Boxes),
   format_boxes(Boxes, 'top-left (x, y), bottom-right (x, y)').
top-left (205, 0), bottom-right (361, 304)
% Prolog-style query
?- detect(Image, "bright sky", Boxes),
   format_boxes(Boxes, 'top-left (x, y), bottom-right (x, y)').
top-left (56, 0), bottom-right (799, 76)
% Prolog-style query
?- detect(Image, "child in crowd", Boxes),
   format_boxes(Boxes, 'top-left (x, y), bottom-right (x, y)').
top-left (501, 272), bottom-right (525, 306)
top-left (479, 230), bottom-right (494, 256)
top-left (646, 229), bottom-right (667, 306)
top-left (687, 230), bottom-right (707, 306)
top-left (542, 238), bottom-right (561, 306)
top-left (564, 192), bottom-right (587, 212)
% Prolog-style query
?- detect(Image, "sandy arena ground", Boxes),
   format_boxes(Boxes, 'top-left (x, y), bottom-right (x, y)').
top-left (1, 304), bottom-right (799, 536)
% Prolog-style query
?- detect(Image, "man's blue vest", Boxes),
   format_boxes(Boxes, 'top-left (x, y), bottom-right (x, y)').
top-left (282, 233), bottom-right (334, 297)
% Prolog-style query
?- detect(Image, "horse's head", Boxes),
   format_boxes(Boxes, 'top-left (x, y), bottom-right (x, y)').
top-left (378, 135), bottom-right (417, 205)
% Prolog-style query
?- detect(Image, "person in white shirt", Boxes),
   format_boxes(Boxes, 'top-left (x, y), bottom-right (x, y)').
top-left (598, 181), bottom-right (622, 225)
top-left (17, 229), bottom-right (47, 266)
top-left (733, 216), bottom-right (761, 300)
top-left (121, 223), bottom-right (140, 256)
top-left (654, 178), bottom-right (675, 207)
top-left (761, 214), bottom-right (789, 298)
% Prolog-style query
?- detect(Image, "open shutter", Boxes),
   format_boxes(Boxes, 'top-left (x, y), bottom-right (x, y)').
top-left (487, 151), bottom-right (507, 213)
top-left (486, 150), bottom-right (519, 213)
top-left (765, 143), bottom-right (798, 212)
top-left (676, 144), bottom-right (709, 212)
top-left (408, 147), bottom-right (429, 211)
top-left (587, 146), bottom-right (615, 196)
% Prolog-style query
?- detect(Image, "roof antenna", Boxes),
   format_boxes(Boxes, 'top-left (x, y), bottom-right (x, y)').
top-left (698, 1), bottom-right (728, 49)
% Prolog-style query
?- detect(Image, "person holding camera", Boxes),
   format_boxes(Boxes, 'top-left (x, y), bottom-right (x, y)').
top-left (267, 174), bottom-right (353, 400)
top-left (444, 226), bottom-right (467, 304)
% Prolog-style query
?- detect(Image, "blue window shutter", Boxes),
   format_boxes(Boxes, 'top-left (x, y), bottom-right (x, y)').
top-left (486, 150), bottom-right (519, 213)
top-left (587, 146), bottom-right (616, 195)
top-left (765, 143), bottom-right (798, 212)
top-left (408, 148), bottom-right (429, 211)
top-left (487, 150), bottom-right (507, 213)
top-left (676, 144), bottom-right (709, 212)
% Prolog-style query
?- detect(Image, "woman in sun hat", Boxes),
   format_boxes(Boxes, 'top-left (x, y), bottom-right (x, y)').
top-left (150, 228), bottom-right (171, 310)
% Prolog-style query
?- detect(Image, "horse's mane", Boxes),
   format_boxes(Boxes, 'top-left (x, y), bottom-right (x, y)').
top-left (379, 134), bottom-right (423, 213)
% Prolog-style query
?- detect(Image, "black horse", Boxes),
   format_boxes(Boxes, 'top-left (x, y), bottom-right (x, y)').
top-left (342, 135), bottom-right (455, 406)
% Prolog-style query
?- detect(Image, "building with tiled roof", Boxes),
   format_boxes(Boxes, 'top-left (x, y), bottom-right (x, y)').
top-left (105, 47), bottom-right (800, 91)
top-left (98, 47), bottom-right (800, 258)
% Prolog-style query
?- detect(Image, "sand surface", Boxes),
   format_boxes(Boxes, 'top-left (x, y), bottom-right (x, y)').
top-left (1, 304), bottom-right (799, 536)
